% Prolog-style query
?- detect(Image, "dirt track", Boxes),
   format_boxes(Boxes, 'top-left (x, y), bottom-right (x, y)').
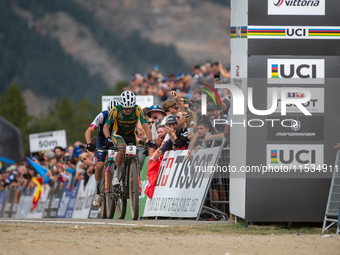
top-left (1, 220), bottom-right (339, 255)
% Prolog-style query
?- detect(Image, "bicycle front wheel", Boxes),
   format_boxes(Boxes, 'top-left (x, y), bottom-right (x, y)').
top-left (129, 159), bottom-right (139, 220)
top-left (106, 165), bottom-right (116, 219)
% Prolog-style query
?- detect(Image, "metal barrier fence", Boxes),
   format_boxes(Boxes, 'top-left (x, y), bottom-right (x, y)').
top-left (195, 137), bottom-right (230, 221)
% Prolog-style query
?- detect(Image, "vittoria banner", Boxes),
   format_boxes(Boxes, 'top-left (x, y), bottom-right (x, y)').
top-left (268, 0), bottom-right (325, 16)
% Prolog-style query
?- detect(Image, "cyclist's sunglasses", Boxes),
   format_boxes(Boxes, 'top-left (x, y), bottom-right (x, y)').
top-left (123, 107), bottom-right (133, 110)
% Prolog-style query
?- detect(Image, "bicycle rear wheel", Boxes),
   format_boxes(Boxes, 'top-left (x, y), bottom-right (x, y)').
top-left (129, 158), bottom-right (139, 220)
top-left (106, 165), bottom-right (116, 219)
top-left (100, 168), bottom-right (107, 219)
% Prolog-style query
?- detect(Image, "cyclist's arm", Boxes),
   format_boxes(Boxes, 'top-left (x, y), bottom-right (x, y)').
top-left (104, 107), bottom-right (116, 138)
top-left (142, 123), bottom-right (152, 141)
top-left (103, 124), bottom-right (111, 138)
top-left (85, 112), bottom-right (104, 143)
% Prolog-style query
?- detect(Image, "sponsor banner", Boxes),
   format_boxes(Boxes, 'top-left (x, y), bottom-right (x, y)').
top-left (72, 176), bottom-right (95, 219)
top-left (29, 130), bottom-right (67, 154)
top-left (267, 116), bottom-right (324, 141)
top-left (87, 176), bottom-right (102, 219)
top-left (16, 187), bottom-right (35, 218)
top-left (1, 188), bottom-right (16, 218)
top-left (0, 190), bottom-right (7, 216)
top-left (143, 148), bottom-right (220, 218)
top-left (267, 87), bottom-right (324, 113)
top-left (102, 95), bottom-right (154, 112)
top-left (268, 0), bottom-right (325, 16)
top-left (27, 185), bottom-right (50, 218)
top-left (47, 182), bottom-right (63, 218)
top-left (248, 26), bottom-right (340, 39)
top-left (57, 181), bottom-right (80, 218)
top-left (267, 59), bottom-right (324, 84)
top-left (267, 144), bottom-right (324, 167)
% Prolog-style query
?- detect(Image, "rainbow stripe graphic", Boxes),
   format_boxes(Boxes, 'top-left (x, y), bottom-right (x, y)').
top-left (271, 150), bottom-right (279, 164)
top-left (248, 28), bottom-right (285, 36)
top-left (309, 29), bottom-right (340, 37)
top-left (197, 82), bottom-right (223, 108)
top-left (271, 64), bottom-right (279, 78)
top-left (231, 26), bottom-right (248, 38)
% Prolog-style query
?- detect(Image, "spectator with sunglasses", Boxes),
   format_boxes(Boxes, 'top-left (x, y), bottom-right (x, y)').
top-left (152, 113), bottom-right (190, 163)
top-left (103, 91), bottom-right (155, 202)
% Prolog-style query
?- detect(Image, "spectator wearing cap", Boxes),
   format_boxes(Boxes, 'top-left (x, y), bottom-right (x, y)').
top-left (152, 114), bottom-right (190, 163)
top-left (147, 105), bottom-right (167, 155)
top-left (147, 105), bottom-right (166, 141)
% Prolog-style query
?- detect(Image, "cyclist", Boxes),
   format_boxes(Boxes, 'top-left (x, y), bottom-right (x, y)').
top-left (85, 99), bottom-right (120, 207)
top-left (103, 91), bottom-right (156, 187)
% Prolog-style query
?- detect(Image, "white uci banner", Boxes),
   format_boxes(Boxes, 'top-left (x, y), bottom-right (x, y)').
top-left (143, 147), bottom-right (221, 218)
top-left (101, 95), bottom-right (154, 111)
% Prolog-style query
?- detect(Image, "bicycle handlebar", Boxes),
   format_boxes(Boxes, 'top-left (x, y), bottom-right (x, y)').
top-left (95, 144), bottom-right (148, 153)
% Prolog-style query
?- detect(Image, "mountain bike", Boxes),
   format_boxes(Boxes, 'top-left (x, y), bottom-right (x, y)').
top-left (97, 144), bottom-right (146, 220)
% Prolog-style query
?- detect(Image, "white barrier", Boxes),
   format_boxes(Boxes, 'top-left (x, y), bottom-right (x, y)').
top-left (143, 147), bottom-right (220, 218)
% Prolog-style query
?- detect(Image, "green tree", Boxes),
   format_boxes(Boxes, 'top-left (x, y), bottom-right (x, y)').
top-left (0, 84), bottom-right (31, 154)
top-left (0, 84), bottom-right (31, 128)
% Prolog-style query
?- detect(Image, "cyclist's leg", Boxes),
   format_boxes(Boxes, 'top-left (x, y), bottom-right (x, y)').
top-left (111, 132), bottom-right (127, 167)
top-left (93, 144), bottom-right (107, 206)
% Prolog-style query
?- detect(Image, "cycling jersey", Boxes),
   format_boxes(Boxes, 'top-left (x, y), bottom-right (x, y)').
top-left (90, 110), bottom-right (113, 147)
top-left (105, 105), bottom-right (147, 135)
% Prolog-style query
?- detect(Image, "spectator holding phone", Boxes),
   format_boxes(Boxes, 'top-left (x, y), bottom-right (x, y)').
top-left (152, 114), bottom-right (190, 163)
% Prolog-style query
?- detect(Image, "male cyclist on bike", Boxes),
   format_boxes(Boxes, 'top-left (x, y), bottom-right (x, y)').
top-left (103, 91), bottom-right (156, 187)
top-left (85, 99), bottom-right (120, 207)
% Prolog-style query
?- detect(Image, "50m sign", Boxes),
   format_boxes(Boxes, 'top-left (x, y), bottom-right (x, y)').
top-left (29, 130), bottom-right (67, 153)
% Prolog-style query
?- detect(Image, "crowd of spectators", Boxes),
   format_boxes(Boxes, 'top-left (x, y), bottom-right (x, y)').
top-left (0, 60), bottom-right (231, 216)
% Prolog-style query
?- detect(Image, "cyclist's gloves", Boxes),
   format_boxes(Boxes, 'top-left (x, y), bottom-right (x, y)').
top-left (105, 137), bottom-right (114, 149)
top-left (86, 143), bottom-right (96, 152)
top-left (147, 140), bottom-right (157, 149)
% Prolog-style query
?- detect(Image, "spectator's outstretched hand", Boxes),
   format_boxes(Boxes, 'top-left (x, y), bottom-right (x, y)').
top-left (171, 91), bottom-right (178, 100)
top-left (184, 150), bottom-right (191, 162)
top-left (152, 150), bottom-right (162, 164)
top-left (334, 143), bottom-right (340, 151)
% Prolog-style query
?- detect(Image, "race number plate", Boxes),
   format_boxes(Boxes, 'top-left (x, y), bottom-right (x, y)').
top-left (108, 150), bottom-right (117, 159)
top-left (126, 146), bottom-right (137, 155)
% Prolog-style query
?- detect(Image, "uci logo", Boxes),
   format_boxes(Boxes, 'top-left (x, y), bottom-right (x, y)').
top-left (268, 144), bottom-right (323, 167)
top-left (271, 149), bottom-right (315, 164)
top-left (286, 28), bottom-right (307, 37)
top-left (268, 59), bottom-right (324, 84)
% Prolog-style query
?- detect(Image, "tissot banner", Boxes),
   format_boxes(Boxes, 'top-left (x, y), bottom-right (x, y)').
top-left (143, 148), bottom-right (220, 218)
